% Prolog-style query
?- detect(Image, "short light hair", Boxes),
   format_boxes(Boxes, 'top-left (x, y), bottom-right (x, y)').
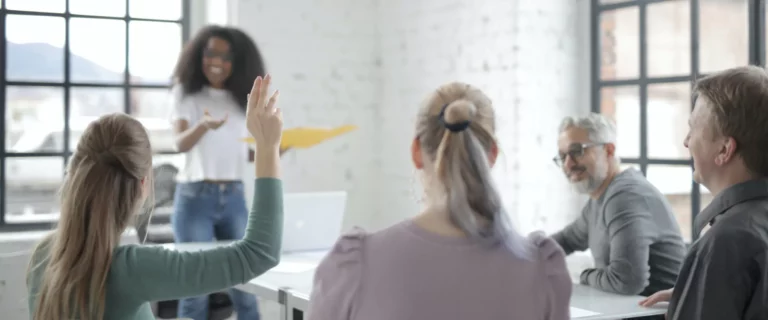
top-left (694, 65), bottom-right (768, 177)
top-left (559, 113), bottom-right (620, 164)
top-left (559, 112), bottom-right (618, 144)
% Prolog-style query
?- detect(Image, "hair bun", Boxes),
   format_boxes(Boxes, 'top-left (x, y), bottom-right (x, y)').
top-left (96, 150), bottom-right (116, 163)
top-left (444, 99), bottom-right (477, 125)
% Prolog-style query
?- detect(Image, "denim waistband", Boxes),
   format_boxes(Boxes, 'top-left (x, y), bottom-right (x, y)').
top-left (177, 181), bottom-right (244, 195)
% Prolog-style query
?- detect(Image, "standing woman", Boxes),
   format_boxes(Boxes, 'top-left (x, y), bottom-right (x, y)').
top-left (169, 25), bottom-right (277, 320)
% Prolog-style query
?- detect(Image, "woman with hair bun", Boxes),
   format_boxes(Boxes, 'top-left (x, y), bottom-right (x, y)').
top-left (306, 82), bottom-right (572, 320)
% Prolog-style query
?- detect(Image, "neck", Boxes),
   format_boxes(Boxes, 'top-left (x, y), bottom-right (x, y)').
top-left (589, 163), bottom-right (620, 199)
top-left (706, 166), bottom-right (759, 196)
top-left (413, 207), bottom-right (469, 238)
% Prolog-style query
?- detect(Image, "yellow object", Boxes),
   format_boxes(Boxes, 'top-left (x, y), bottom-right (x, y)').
top-left (241, 125), bottom-right (358, 150)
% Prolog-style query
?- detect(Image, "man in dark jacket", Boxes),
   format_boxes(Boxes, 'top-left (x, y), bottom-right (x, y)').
top-left (640, 65), bottom-right (768, 320)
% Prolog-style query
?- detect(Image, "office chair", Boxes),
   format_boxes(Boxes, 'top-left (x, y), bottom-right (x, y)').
top-left (135, 164), bottom-right (234, 320)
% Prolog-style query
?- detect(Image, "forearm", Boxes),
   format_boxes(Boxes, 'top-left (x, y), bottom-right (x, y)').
top-left (240, 178), bottom-right (284, 271)
top-left (175, 122), bottom-right (208, 152)
top-left (580, 243), bottom-right (649, 295)
top-left (248, 147), bottom-right (288, 163)
top-left (255, 148), bottom-right (281, 178)
top-left (580, 266), bottom-right (647, 295)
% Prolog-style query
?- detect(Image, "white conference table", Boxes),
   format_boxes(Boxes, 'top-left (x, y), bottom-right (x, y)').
top-left (161, 242), bottom-right (667, 320)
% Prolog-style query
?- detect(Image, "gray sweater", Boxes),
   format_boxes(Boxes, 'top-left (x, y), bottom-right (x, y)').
top-left (552, 168), bottom-right (687, 296)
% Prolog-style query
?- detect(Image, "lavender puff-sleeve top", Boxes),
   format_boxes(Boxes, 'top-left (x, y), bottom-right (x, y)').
top-left (307, 220), bottom-right (573, 320)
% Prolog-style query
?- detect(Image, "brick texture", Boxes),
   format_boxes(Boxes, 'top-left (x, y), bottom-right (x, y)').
top-left (234, 0), bottom-right (591, 234)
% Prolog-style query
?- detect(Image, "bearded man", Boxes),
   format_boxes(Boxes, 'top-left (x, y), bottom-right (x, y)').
top-left (550, 113), bottom-right (686, 300)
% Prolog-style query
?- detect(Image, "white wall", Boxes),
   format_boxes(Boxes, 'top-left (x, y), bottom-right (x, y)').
top-left (235, 0), bottom-right (381, 230)
top-left (233, 0), bottom-right (591, 234)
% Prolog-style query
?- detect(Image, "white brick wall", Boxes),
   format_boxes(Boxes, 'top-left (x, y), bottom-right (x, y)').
top-left (235, 0), bottom-right (380, 230)
top-left (234, 0), bottom-right (591, 234)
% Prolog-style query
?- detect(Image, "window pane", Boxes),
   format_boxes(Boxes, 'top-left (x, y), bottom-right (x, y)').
top-left (70, 87), bottom-right (124, 150)
top-left (700, 0), bottom-right (747, 73)
top-left (698, 183), bottom-right (714, 235)
top-left (6, 15), bottom-right (66, 82)
top-left (647, 0), bottom-right (690, 77)
top-left (70, 18), bottom-right (126, 83)
top-left (130, 88), bottom-right (176, 152)
top-left (6, 0), bottom-right (65, 13)
top-left (5, 157), bottom-right (64, 220)
top-left (129, 0), bottom-right (182, 20)
top-left (71, 87), bottom-right (124, 117)
top-left (600, 0), bottom-right (633, 3)
top-left (6, 86), bottom-right (65, 153)
top-left (700, 183), bottom-right (714, 213)
top-left (129, 21), bottom-right (182, 85)
top-left (600, 86), bottom-right (639, 159)
top-left (207, 0), bottom-right (229, 25)
top-left (600, 7), bottom-right (639, 80)
top-left (646, 165), bottom-right (693, 241)
top-left (69, 0), bottom-right (126, 17)
top-left (647, 82), bottom-right (690, 159)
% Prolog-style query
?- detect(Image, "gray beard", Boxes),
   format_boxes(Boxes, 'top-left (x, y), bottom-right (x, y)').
top-left (571, 158), bottom-right (609, 194)
top-left (572, 178), bottom-right (601, 194)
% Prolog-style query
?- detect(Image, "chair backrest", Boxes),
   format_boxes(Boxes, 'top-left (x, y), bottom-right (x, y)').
top-left (134, 164), bottom-right (178, 243)
top-left (0, 249), bottom-right (34, 319)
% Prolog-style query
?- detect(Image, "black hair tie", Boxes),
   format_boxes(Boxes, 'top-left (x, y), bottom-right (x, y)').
top-left (439, 103), bottom-right (471, 133)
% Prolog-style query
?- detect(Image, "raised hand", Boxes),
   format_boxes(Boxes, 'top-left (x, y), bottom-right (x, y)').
top-left (201, 109), bottom-right (228, 130)
top-left (246, 74), bottom-right (282, 151)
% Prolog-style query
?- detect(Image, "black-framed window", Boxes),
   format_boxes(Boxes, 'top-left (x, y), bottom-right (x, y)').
top-left (0, 0), bottom-right (191, 232)
top-left (592, 0), bottom-right (765, 241)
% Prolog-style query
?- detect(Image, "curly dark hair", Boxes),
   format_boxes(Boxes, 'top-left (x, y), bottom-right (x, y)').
top-left (172, 25), bottom-right (266, 112)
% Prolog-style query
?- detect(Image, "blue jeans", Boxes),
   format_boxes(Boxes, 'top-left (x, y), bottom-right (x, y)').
top-left (172, 181), bottom-right (260, 320)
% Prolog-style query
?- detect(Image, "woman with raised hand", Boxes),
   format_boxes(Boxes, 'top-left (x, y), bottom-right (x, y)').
top-left (26, 75), bottom-right (284, 320)
top-left (307, 82), bottom-right (572, 320)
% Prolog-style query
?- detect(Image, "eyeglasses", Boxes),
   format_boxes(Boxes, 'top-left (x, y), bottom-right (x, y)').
top-left (552, 142), bottom-right (606, 167)
top-left (203, 49), bottom-right (233, 62)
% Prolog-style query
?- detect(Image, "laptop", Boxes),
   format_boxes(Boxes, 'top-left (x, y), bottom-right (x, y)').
top-left (281, 191), bottom-right (347, 253)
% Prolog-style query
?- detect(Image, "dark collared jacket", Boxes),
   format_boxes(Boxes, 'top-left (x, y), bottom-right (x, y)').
top-left (667, 179), bottom-right (768, 320)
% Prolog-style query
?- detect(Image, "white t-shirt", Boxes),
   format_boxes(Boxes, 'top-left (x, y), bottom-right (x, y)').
top-left (168, 85), bottom-right (249, 182)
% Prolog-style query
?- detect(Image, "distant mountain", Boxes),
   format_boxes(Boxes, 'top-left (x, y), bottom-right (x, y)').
top-left (5, 42), bottom-right (173, 117)
top-left (7, 42), bottom-right (122, 82)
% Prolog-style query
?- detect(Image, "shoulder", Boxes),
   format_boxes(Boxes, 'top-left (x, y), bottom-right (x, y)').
top-left (604, 170), bottom-right (663, 206)
top-left (697, 224), bottom-right (766, 260)
top-left (170, 84), bottom-right (208, 103)
top-left (314, 227), bottom-right (368, 284)
top-left (527, 231), bottom-right (568, 275)
top-left (319, 227), bottom-right (368, 266)
top-left (169, 84), bottom-right (186, 100)
top-left (26, 240), bottom-right (52, 288)
top-left (601, 184), bottom-right (655, 219)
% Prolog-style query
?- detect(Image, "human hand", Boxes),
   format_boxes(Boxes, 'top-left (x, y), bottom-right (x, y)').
top-left (201, 108), bottom-right (228, 130)
top-left (639, 288), bottom-right (673, 307)
top-left (246, 74), bottom-right (282, 151)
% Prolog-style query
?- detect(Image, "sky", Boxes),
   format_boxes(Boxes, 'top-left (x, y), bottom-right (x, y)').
top-left (5, 0), bottom-right (183, 80)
